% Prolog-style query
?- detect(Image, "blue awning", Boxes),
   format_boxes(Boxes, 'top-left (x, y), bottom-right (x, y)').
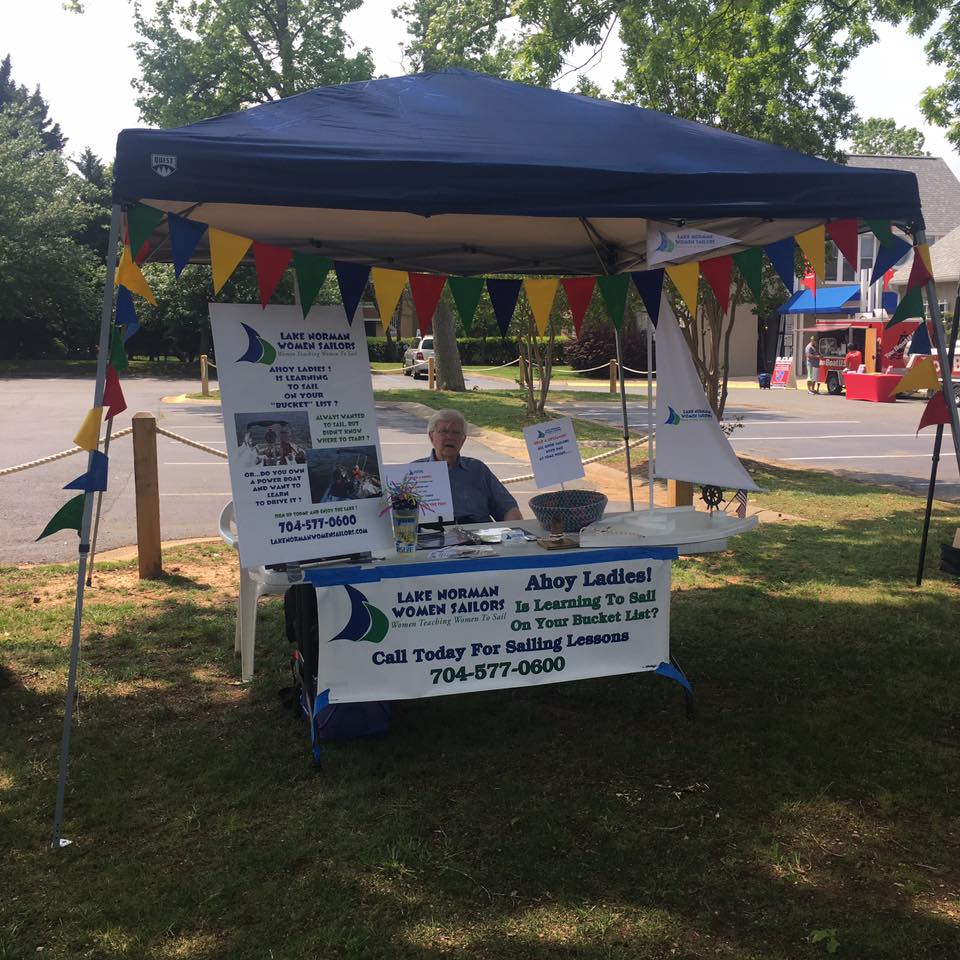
top-left (778, 285), bottom-right (861, 314)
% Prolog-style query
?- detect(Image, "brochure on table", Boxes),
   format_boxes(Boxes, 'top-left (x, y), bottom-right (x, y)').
top-left (522, 416), bottom-right (585, 487)
top-left (210, 303), bottom-right (394, 567)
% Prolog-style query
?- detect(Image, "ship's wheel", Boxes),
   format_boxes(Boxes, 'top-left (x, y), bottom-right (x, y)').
top-left (700, 485), bottom-right (724, 511)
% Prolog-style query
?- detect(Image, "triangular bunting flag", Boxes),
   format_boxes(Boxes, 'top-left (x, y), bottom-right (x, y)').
top-left (870, 235), bottom-right (912, 286)
top-left (334, 261), bottom-right (371, 325)
top-left (631, 269), bottom-right (664, 326)
top-left (103, 364), bottom-right (127, 418)
top-left (36, 494), bottom-right (85, 541)
top-left (74, 407), bottom-right (103, 451)
top-left (168, 214), bottom-right (208, 277)
top-left (408, 274), bottom-right (447, 334)
top-left (826, 219), bottom-right (859, 271)
top-left (699, 255), bottom-right (733, 314)
top-left (917, 243), bottom-right (933, 275)
top-left (917, 390), bottom-right (951, 432)
top-left (764, 237), bottom-right (795, 293)
top-left (110, 325), bottom-right (129, 372)
top-left (560, 277), bottom-right (595, 337)
top-left (115, 285), bottom-right (139, 342)
top-left (893, 356), bottom-right (940, 395)
top-left (64, 450), bottom-right (109, 493)
top-left (866, 219), bottom-right (895, 248)
top-left (209, 228), bottom-right (253, 294)
top-left (795, 226), bottom-right (826, 282)
top-left (252, 242), bottom-right (293, 307)
top-left (909, 321), bottom-right (932, 356)
top-left (115, 245), bottom-right (157, 304)
top-left (888, 287), bottom-right (924, 327)
top-left (596, 274), bottom-right (630, 331)
top-left (664, 263), bottom-right (699, 318)
top-left (127, 204), bottom-right (165, 259)
top-left (906, 246), bottom-right (933, 292)
top-left (732, 248), bottom-right (763, 303)
top-left (447, 277), bottom-right (485, 334)
top-left (371, 267), bottom-right (408, 332)
top-left (292, 253), bottom-right (332, 318)
top-left (486, 278), bottom-right (522, 337)
top-left (523, 278), bottom-right (559, 336)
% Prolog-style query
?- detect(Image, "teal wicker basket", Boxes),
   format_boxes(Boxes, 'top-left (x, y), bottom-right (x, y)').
top-left (529, 490), bottom-right (608, 533)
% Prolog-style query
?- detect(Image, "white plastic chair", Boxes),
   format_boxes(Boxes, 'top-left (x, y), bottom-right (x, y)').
top-left (218, 501), bottom-right (302, 682)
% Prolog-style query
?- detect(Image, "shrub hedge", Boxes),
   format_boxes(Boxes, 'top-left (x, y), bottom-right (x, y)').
top-left (563, 327), bottom-right (653, 378)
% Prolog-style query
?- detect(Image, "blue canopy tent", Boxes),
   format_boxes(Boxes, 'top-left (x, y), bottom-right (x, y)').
top-left (778, 285), bottom-right (899, 316)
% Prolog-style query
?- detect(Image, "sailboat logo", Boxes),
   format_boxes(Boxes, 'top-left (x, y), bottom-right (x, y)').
top-left (655, 231), bottom-right (676, 254)
top-left (331, 584), bottom-right (389, 644)
top-left (237, 323), bottom-right (277, 365)
top-left (665, 406), bottom-right (683, 426)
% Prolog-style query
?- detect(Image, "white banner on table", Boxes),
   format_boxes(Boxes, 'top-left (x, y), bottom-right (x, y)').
top-left (210, 304), bottom-right (394, 567)
top-left (383, 461), bottom-right (454, 521)
top-left (313, 554), bottom-right (670, 702)
top-left (523, 417), bottom-right (584, 488)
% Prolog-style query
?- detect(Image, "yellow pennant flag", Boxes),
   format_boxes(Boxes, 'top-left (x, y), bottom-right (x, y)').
top-left (114, 246), bottom-right (156, 305)
top-left (523, 278), bottom-right (558, 335)
top-left (371, 268), bottom-right (408, 332)
top-left (74, 407), bottom-right (104, 451)
top-left (893, 357), bottom-right (941, 395)
top-left (209, 228), bottom-right (253, 294)
top-left (916, 243), bottom-right (933, 276)
top-left (665, 262), bottom-right (700, 317)
top-left (795, 225), bottom-right (826, 281)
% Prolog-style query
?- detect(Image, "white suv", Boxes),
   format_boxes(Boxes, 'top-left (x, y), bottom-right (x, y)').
top-left (402, 336), bottom-right (434, 378)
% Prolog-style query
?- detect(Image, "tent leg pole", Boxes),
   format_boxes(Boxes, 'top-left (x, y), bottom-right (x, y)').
top-left (646, 314), bottom-right (655, 509)
top-left (51, 204), bottom-right (121, 850)
top-left (614, 327), bottom-right (635, 510)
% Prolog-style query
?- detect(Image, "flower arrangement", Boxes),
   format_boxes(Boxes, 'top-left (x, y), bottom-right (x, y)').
top-left (380, 475), bottom-right (436, 516)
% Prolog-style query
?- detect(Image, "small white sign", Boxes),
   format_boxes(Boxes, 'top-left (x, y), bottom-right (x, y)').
top-left (647, 221), bottom-right (736, 266)
top-left (523, 417), bottom-right (585, 488)
top-left (383, 461), bottom-right (454, 521)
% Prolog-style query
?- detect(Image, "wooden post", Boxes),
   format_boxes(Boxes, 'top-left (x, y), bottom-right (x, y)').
top-left (132, 413), bottom-right (162, 579)
top-left (428, 355), bottom-right (436, 390)
top-left (518, 353), bottom-right (527, 388)
top-left (609, 358), bottom-right (618, 394)
top-left (200, 355), bottom-right (209, 396)
top-left (666, 479), bottom-right (694, 508)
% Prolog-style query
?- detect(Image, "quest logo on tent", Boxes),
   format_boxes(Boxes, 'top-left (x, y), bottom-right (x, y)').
top-left (332, 584), bottom-right (388, 644)
top-left (150, 153), bottom-right (177, 177)
top-left (237, 322), bottom-right (277, 365)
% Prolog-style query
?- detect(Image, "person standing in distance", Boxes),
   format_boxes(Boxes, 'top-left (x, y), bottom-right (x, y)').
top-left (805, 336), bottom-right (821, 394)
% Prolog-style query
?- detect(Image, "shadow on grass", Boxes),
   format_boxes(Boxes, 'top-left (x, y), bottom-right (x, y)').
top-left (3, 576), bottom-right (959, 958)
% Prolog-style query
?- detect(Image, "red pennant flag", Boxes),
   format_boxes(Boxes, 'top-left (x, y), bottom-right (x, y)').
top-left (123, 225), bottom-right (151, 265)
top-left (827, 219), bottom-right (859, 271)
top-left (917, 390), bottom-right (951, 433)
top-left (253, 242), bottom-right (293, 307)
top-left (906, 250), bottom-right (933, 292)
top-left (699, 255), bottom-right (733, 314)
top-left (884, 268), bottom-right (894, 291)
top-left (103, 364), bottom-right (127, 419)
top-left (560, 277), bottom-right (596, 337)
top-left (408, 274), bottom-right (447, 334)
top-left (802, 269), bottom-right (817, 294)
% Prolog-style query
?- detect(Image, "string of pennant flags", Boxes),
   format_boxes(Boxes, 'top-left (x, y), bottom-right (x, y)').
top-left (37, 205), bottom-right (950, 540)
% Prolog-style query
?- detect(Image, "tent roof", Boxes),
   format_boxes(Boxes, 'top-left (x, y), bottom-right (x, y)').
top-left (112, 69), bottom-right (925, 275)
top-left (779, 284), bottom-right (861, 314)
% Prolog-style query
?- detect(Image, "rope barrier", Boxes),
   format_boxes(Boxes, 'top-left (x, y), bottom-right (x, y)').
top-left (0, 427), bottom-right (134, 477)
top-left (206, 360), bottom-right (217, 369)
top-left (566, 361), bottom-right (612, 374)
top-left (471, 357), bottom-right (521, 372)
top-left (155, 427), bottom-right (229, 459)
top-left (620, 365), bottom-right (655, 377)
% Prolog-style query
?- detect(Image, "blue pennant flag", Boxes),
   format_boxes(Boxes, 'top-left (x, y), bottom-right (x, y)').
top-left (764, 237), bottom-right (795, 293)
top-left (168, 214), bottom-right (208, 278)
top-left (870, 235), bottom-right (912, 286)
top-left (486, 278), bottom-right (522, 337)
top-left (335, 261), bottom-right (371, 325)
top-left (632, 269), bottom-right (664, 326)
top-left (115, 285), bottom-right (139, 341)
top-left (655, 660), bottom-right (693, 694)
top-left (64, 450), bottom-right (108, 492)
top-left (909, 321), bottom-right (932, 355)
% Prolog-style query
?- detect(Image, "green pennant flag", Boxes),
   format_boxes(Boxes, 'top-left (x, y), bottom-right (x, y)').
top-left (597, 274), bottom-right (629, 330)
top-left (887, 286), bottom-right (924, 327)
top-left (128, 204), bottom-right (165, 258)
top-left (866, 219), bottom-right (895, 248)
top-left (110, 325), bottom-right (129, 372)
top-left (36, 494), bottom-right (85, 541)
top-left (448, 277), bottom-right (485, 334)
top-left (293, 253), bottom-right (333, 318)
top-left (732, 247), bottom-right (763, 302)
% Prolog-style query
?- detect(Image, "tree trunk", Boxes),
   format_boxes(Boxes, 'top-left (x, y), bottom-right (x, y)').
top-left (432, 303), bottom-right (465, 391)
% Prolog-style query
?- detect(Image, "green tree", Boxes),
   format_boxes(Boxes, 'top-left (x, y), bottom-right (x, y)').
top-left (132, 0), bottom-right (375, 127)
top-left (850, 116), bottom-right (927, 155)
top-left (916, 3), bottom-right (960, 151)
top-left (0, 54), bottom-right (66, 152)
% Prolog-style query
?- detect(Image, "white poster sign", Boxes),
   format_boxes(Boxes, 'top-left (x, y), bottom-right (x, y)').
top-left (311, 552), bottom-right (672, 702)
top-left (522, 417), bottom-right (585, 488)
top-left (209, 304), bottom-right (394, 567)
top-left (383, 461), bottom-right (454, 521)
top-left (647, 221), bottom-right (736, 267)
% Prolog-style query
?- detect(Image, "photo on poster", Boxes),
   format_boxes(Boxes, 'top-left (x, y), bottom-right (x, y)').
top-left (307, 445), bottom-right (382, 503)
top-left (233, 411), bottom-right (312, 468)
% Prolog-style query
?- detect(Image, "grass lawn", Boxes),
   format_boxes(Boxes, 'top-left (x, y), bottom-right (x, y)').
top-left (2, 466), bottom-right (959, 958)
